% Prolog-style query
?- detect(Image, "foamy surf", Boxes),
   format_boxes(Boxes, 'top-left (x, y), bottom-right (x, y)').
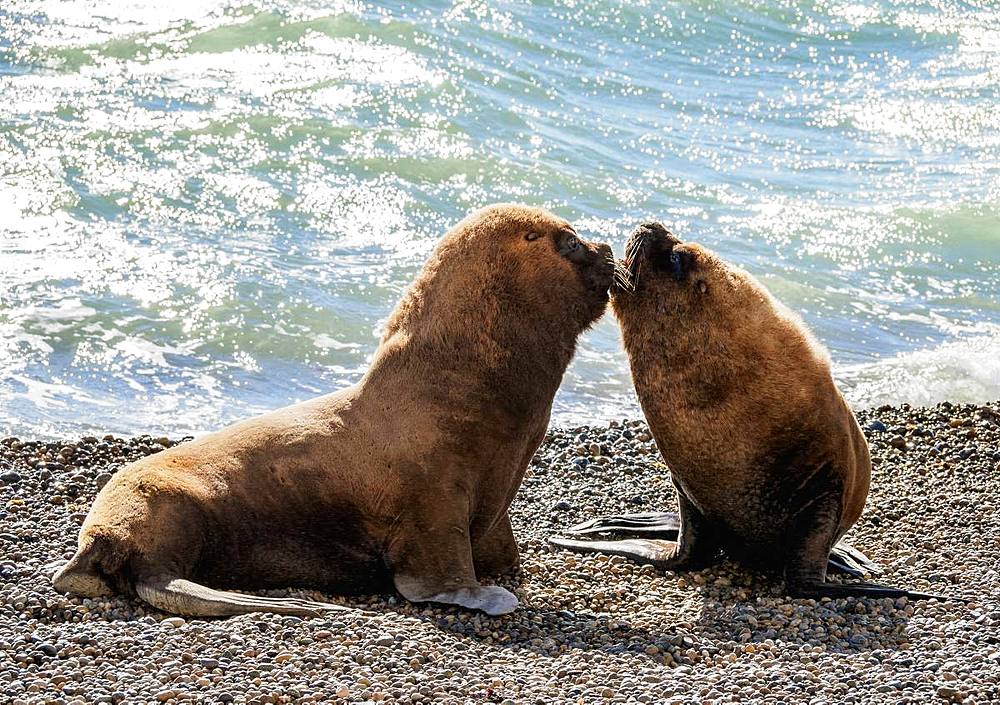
top-left (838, 333), bottom-right (1000, 411)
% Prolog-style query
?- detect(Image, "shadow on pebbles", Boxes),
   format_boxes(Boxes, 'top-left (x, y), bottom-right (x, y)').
top-left (2, 402), bottom-right (999, 704)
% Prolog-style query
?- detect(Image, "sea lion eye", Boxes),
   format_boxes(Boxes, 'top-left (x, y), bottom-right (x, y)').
top-left (669, 251), bottom-right (684, 279)
top-left (558, 231), bottom-right (583, 258)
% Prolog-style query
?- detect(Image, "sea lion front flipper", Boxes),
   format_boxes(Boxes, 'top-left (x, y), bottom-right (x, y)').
top-left (389, 508), bottom-right (519, 617)
top-left (825, 552), bottom-right (867, 578)
top-left (135, 576), bottom-right (351, 617)
top-left (472, 510), bottom-right (520, 578)
top-left (561, 511), bottom-right (682, 538)
top-left (786, 492), bottom-right (949, 601)
top-left (787, 580), bottom-right (951, 602)
top-left (553, 488), bottom-right (721, 571)
top-left (51, 541), bottom-right (114, 598)
top-left (548, 536), bottom-right (681, 569)
top-left (393, 573), bottom-right (518, 616)
top-left (396, 582), bottom-right (519, 616)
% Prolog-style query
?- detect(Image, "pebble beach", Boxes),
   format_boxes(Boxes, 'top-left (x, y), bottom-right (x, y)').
top-left (2, 401), bottom-right (999, 705)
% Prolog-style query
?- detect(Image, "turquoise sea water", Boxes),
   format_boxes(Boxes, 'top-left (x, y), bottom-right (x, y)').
top-left (1, 1), bottom-right (998, 439)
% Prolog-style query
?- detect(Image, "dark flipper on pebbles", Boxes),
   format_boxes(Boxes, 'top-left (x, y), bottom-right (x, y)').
top-left (785, 492), bottom-right (954, 603)
top-left (826, 542), bottom-right (882, 578)
top-left (548, 536), bottom-right (679, 569)
top-left (135, 576), bottom-right (351, 618)
top-left (787, 580), bottom-right (951, 602)
top-left (550, 535), bottom-right (951, 601)
top-left (556, 512), bottom-right (882, 578)
top-left (561, 511), bottom-right (682, 538)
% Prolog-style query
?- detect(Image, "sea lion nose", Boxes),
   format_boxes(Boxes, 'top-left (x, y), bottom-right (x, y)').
top-left (636, 221), bottom-right (675, 245)
top-left (585, 242), bottom-right (615, 290)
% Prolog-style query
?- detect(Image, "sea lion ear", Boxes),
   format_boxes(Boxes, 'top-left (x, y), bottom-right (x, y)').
top-left (525, 232), bottom-right (543, 242)
top-left (698, 280), bottom-right (708, 294)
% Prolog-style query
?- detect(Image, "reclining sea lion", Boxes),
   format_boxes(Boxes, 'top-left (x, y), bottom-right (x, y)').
top-left (552, 222), bottom-right (943, 601)
top-left (53, 204), bottom-right (614, 617)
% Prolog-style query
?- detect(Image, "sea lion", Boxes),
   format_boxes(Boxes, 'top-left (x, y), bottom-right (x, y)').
top-left (53, 204), bottom-right (614, 617)
top-left (552, 222), bottom-right (943, 600)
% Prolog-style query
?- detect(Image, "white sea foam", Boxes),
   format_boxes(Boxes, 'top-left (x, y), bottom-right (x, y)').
top-left (838, 333), bottom-right (1000, 410)
top-left (313, 335), bottom-right (361, 351)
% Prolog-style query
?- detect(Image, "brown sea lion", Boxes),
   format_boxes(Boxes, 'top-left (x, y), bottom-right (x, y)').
top-left (53, 204), bottom-right (614, 617)
top-left (552, 222), bottom-right (944, 600)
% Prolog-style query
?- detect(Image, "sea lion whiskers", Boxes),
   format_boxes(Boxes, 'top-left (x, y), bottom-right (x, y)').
top-left (613, 261), bottom-right (634, 292)
top-left (607, 242), bottom-right (633, 292)
top-left (619, 227), bottom-right (651, 292)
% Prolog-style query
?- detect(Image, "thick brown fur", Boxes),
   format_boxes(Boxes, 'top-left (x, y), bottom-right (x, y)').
top-left (608, 222), bottom-right (874, 595)
top-left (54, 204), bottom-right (614, 616)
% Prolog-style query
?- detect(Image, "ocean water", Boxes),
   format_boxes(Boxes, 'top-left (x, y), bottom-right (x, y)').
top-left (1, 0), bottom-right (998, 440)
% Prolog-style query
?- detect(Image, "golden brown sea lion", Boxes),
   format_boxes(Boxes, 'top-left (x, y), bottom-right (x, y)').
top-left (552, 222), bottom-right (943, 600)
top-left (53, 204), bottom-right (614, 617)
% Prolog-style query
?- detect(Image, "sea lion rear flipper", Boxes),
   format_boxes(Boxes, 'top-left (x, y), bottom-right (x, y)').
top-left (561, 511), bottom-right (681, 538)
top-left (135, 576), bottom-right (350, 618)
top-left (829, 540), bottom-right (882, 577)
top-left (52, 546), bottom-right (113, 598)
top-left (788, 493), bottom-right (946, 601)
top-left (825, 552), bottom-right (867, 578)
top-left (548, 536), bottom-right (679, 569)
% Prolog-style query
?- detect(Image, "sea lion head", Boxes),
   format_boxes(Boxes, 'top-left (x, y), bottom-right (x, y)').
top-left (384, 204), bottom-right (615, 350)
top-left (611, 223), bottom-right (791, 354)
top-left (609, 220), bottom-right (789, 381)
top-left (503, 205), bottom-right (616, 325)
top-left (610, 221), bottom-right (745, 326)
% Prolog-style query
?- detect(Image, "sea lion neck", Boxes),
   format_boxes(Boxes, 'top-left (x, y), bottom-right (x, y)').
top-left (383, 254), bottom-right (582, 363)
top-left (367, 290), bottom-right (576, 426)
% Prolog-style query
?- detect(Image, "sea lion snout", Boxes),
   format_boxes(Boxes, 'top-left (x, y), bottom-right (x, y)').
top-left (636, 221), bottom-right (677, 243)
top-left (630, 222), bottom-right (681, 259)
top-left (595, 241), bottom-right (614, 261)
top-left (584, 241), bottom-right (616, 292)
top-left (615, 221), bottom-right (682, 292)
top-left (564, 233), bottom-right (614, 293)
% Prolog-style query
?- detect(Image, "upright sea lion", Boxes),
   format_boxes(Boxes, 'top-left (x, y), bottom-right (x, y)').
top-left (53, 204), bottom-right (614, 617)
top-left (552, 222), bottom-right (943, 600)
